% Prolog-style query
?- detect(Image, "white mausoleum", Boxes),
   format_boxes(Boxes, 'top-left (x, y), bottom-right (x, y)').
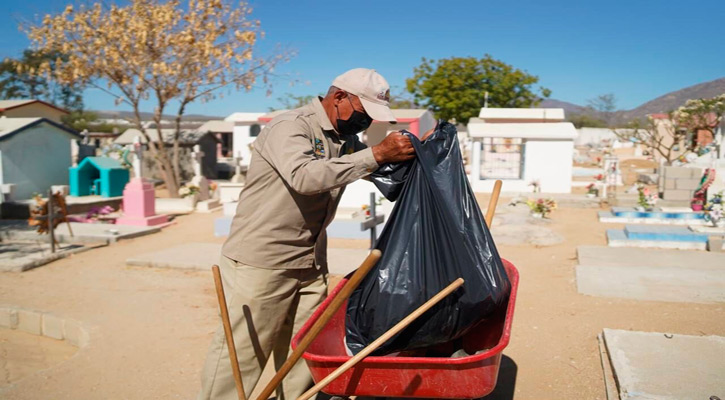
top-left (467, 108), bottom-right (577, 193)
top-left (223, 112), bottom-right (266, 167)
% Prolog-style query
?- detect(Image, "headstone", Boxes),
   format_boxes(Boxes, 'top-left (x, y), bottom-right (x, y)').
top-left (132, 136), bottom-right (143, 179)
top-left (602, 156), bottom-right (621, 200)
top-left (51, 185), bottom-right (70, 196)
top-left (230, 151), bottom-right (245, 184)
top-left (190, 145), bottom-right (210, 201)
top-left (116, 137), bottom-right (168, 226)
top-left (1, 183), bottom-right (16, 202)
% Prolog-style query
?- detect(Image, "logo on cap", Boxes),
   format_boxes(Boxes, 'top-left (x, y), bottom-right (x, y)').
top-left (377, 89), bottom-right (390, 102)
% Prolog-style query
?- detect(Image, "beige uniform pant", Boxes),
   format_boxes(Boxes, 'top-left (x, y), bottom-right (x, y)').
top-left (198, 255), bottom-right (328, 400)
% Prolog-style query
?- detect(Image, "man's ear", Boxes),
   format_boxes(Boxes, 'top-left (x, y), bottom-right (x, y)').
top-left (333, 89), bottom-right (347, 105)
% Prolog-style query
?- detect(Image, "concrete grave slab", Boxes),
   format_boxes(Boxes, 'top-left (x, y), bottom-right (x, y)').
top-left (602, 328), bottom-right (725, 400)
top-left (577, 264), bottom-right (725, 303)
top-left (126, 243), bottom-right (222, 270)
top-left (55, 222), bottom-right (164, 243)
top-left (577, 246), bottom-right (725, 269)
top-left (0, 242), bottom-right (106, 272)
top-left (576, 246), bottom-right (725, 303)
top-left (126, 242), bottom-right (372, 277)
top-left (606, 229), bottom-right (707, 250)
top-left (598, 211), bottom-right (707, 226)
top-left (155, 198), bottom-right (196, 215)
top-left (623, 225), bottom-right (709, 242)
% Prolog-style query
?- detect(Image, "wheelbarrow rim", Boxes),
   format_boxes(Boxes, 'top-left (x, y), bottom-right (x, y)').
top-left (292, 259), bottom-right (519, 366)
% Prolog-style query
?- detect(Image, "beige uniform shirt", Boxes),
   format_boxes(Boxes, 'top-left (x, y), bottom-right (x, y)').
top-left (222, 98), bottom-right (379, 269)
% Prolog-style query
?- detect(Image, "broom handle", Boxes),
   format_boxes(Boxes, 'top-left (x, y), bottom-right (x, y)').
top-left (255, 250), bottom-right (382, 400)
top-left (297, 277), bottom-right (465, 400)
top-left (485, 180), bottom-right (503, 227)
top-left (212, 265), bottom-right (246, 400)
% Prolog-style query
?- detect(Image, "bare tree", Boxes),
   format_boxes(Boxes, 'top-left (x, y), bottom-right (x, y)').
top-left (23, 0), bottom-right (293, 196)
top-left (613, 113), bottom-right (686, 165)
top-left (586, 93), bottom-right (617, 126)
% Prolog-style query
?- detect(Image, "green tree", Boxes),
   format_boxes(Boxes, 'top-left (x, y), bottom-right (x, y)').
top-left (0, 49), bottom-right (84, 111)
top-left (61, 110), bottom-right (119, 133)
top-left (405, 55), bottom-right (550, 124)
top-left (567, 113), bottom-right (608, 128)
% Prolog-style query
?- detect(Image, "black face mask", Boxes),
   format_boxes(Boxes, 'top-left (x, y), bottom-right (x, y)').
top-left (336, 96), bottom-right (373, 135)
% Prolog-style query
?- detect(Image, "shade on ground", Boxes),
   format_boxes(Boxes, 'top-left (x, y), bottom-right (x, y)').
top-left (576, 246), bottom-right (725, 303)
top-left (126, 242), bottom-right (370, 276)
top-left (601, 328), bottom-right (724, 400)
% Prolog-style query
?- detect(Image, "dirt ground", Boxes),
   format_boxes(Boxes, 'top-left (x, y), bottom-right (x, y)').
top-left (0, 197), bottom-right (723, 399)
top-left (0, 328), bottom-right (77, 386)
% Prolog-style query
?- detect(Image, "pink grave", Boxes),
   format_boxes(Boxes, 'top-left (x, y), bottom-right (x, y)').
top-left (115, 136), bottom-right (168, 226)
top-left (115, 178), bottom-right (168, 226)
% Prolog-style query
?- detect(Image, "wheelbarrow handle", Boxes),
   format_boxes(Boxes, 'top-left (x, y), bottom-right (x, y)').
top-left (297, 277), bottom-right (465, 400)
top-left (212, 265), bottom-right (246, 400)
top-left (255, 249), bottom-right (382, 400)
top-left (485, 180), bottom-right (503, 228)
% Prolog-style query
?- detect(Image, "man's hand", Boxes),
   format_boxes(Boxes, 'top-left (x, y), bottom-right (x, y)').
top-left (372, 132), bottom-right (415, 164)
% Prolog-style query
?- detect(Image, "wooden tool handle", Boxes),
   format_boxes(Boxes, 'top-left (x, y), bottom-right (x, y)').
top-left (213, 265), bottom-right (246, 400)
top-left (255, 250), bottom-right (382, 400)
top-left (485, 180), bottom-right (503, 227)
top-left (297, 277), bottom-right (465, 400)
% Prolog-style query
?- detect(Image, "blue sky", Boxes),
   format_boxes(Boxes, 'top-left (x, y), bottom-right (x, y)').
top-left (2, 0), bottom-right (724, 117)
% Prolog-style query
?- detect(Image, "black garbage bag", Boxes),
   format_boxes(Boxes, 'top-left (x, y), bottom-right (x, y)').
top-left (345, 121), bottom-right (511, 355)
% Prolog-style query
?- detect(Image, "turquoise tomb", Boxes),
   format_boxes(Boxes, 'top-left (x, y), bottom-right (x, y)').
top-left (69, 157), bottom-right (129, 197)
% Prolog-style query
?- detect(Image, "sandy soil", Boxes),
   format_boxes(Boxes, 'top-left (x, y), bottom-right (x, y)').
top-left (0, 199), bottom-right (723, 399)
top-left (0, 329), bottom-right (77, 387)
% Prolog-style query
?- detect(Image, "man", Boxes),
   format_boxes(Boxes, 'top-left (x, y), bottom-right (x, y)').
top-left (198, 68), bottom-right (416, 400)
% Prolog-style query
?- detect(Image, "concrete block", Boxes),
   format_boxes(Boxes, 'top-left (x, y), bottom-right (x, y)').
top-left (689, 167), bottom-right (704, 179)
top-left (664, 178), bottom-right (676, 190)
top-left (675, 178), bottom-right (700, 190)
top-left (664, 166), bottom-right (693, 179)
top-left (0, 308), bottom-right (18, 329)
top-left (708, 237), bottom-right (724, 252)
top-left (63, 319), bottom-right (89, 347)
top-left (42, 314), bottom-right (65, 340)
top-left (663, 189), bottom-right (692, 201)
top-left (17, 310), bottom-right (41, 335)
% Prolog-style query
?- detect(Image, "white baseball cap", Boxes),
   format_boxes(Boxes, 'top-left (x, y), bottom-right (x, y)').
top-left (332, 68), bottom-right (397, 123)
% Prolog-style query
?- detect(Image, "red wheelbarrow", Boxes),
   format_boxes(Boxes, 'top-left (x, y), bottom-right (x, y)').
top-left (291, 259), bottom-right (519, 399)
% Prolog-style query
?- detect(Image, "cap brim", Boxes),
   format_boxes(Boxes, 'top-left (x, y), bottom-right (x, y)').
top-left (360, 98), bottom-right (397, 123)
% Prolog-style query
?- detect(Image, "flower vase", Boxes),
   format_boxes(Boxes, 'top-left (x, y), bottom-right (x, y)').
top-left (692, 204), bottom-right (704, 211)
top-left (634, 206), bottom-right (645, 212)
top-left (586, 193), bottom-right (596, 198)
top-left (531, 212), bottom-right (544, 219)
top-left (184, 192), bottom-right (199, 208)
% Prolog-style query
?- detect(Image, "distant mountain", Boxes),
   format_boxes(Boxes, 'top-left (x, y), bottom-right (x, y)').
top-left (541, 76), bottom-right (725, 125)
top-left (538, 98), bottom-right (586, 115)
top-left (93, 110), bottom-right (224, 121)
top-left (616, 77), bottom-right (725, 123)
